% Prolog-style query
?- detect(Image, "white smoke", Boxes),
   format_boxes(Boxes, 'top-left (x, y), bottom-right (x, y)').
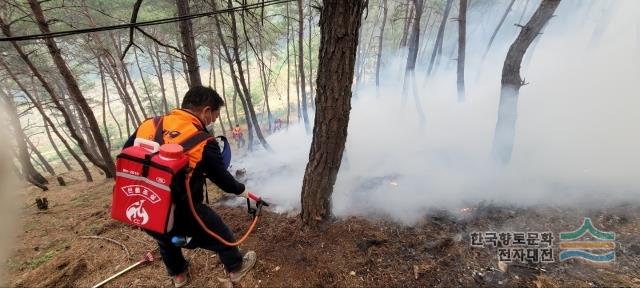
top-left (234, 0), bottom-right (640, 224)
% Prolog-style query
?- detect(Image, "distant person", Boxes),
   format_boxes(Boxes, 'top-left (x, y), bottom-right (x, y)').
top-left (232, 124), bottom-right (245, 149)
top-left (274, 118), bottom-right (283, 132)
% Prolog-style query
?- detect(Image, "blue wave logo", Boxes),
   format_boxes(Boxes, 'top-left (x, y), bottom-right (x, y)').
top-left (559, 218), bottom-right (615, 262)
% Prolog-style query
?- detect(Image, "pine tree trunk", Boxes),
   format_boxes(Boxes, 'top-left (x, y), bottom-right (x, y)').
top-left (212, 0), bottom-right (255, 150)
top-left (286, 2), bottom-right (292, 126)
top-left (301, 0), bottom-right (366, 227)
top-left (30, 76), bottom-right (73, 172)
top-left (134, 48), bottom-right (158, 116)
top-left (150, 42), bottom-right (170, 114)
top-left (44, 119), bottom-right (72, 171)
top-left (109, 33), bottom-right (148, 119)
top-left (457, 0), bottom-right (467, 101)
top-left (25, 137), bottom-right (55, 177)
top-left (483, 0), bottom-right (517, 61)
top-left (99, 65), bottom-right (113, 151)
top-left (405, 0), bottom-right (424, 72)
top-left (307, 9), bottom-right (314, 109)
top-left (426, 0), bottom-right (454, 76)
top-left (223, 0), bottom-right (271, 150)
top-left (376, 0), bottom-right (388, 87)
top-left (28, 0), bottom-right (116, 178)
top-left (399, 1), bottom-right (414, 48)
top-left (492, 0), bottom-right (561, 164)
top-left (101, 55), bottom-right (140, 126)
top-left (0, 89), bottom-right (49, 190)
top-left (218, 46), bottom-right (234, 131)
top-left (167, 47), bottom-right (181, 108)
top-left (297, 0), bottom-right (310, 131)
top-left (0, 16), bottom-right (109, 178)
top-left (176, 0), bottom-right (202, 87)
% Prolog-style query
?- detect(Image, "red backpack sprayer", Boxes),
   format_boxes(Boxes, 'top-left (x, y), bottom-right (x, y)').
top-left (95, 134), bottom-right (268, 287)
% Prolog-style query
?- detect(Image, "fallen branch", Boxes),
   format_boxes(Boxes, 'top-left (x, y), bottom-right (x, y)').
top-left (80, 235), bottom-right (131, 260)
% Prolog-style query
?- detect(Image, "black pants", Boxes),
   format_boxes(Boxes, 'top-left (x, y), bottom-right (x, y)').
top-left (147, 204), bottom-right (243, 276)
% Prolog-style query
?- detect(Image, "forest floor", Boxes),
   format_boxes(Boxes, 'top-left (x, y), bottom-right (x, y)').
top-left (6, 169), bottom-right (640, 287)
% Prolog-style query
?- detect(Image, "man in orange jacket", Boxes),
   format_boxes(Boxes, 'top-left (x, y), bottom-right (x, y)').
top-left (123, 86), bottom-right (256, 287)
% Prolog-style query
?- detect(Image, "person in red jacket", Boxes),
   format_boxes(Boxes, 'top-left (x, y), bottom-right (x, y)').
top-left (123, 86), bottom-right (256, 287)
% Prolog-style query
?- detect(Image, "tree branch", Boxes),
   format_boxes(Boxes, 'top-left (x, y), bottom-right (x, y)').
top-left (120, 0), bottom-right (144, 60)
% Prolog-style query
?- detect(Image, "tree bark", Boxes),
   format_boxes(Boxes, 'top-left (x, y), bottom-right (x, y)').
top-left (483, 0), bottom-right (517, 61)
top-left (426, 0), bottom-right (454, 76)
top-left (28, 0), bottom-right (115, 177)
top-left (375, 0), bottom-right (388, 87)
top-left (301, 0), bottom-right (366, 227)
top-left (176, 0), bottom-right (202, 87)
top-left (297, 0), bottom-right (310, 131)
top-left (457, 0), bottom-right (467, 101)
top-left (492, 0), bottom-right (561, 164)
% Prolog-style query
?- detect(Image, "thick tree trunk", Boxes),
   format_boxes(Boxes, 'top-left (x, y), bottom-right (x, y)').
top-left (426, 0), bottom-right (454, 76)
top-left (134, 48), bottom-right (158, 116)
top-left (492, 0), bottom-right (561, 164)
top-left (405, 0), bottom-right (424, 72)
top-left (28, 0), bottom-right (115, 177)
top-left (483, 0), bottom-right (517, 61)
top-left (375, 0), bottom-right (388, 87)
top-left (403, 0), bottom-right (427, 124)
top-left (301, 0), bottom-right (366, 227)
top-left (297, 0), bottom-right (310, 131)
top-left (457, 0), bottom-right (467, 101)
top-left (176, 0), bottom-right (202, 87)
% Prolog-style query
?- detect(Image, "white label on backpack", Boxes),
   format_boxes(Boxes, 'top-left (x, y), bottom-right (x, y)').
top-left (126, 200), bottom-right (149, 225)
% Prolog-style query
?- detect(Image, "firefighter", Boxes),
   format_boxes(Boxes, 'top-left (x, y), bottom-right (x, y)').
top-left (232, 123), bottom-right (245, 149)
top-left (122, 86), bottom-right (256, 287)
